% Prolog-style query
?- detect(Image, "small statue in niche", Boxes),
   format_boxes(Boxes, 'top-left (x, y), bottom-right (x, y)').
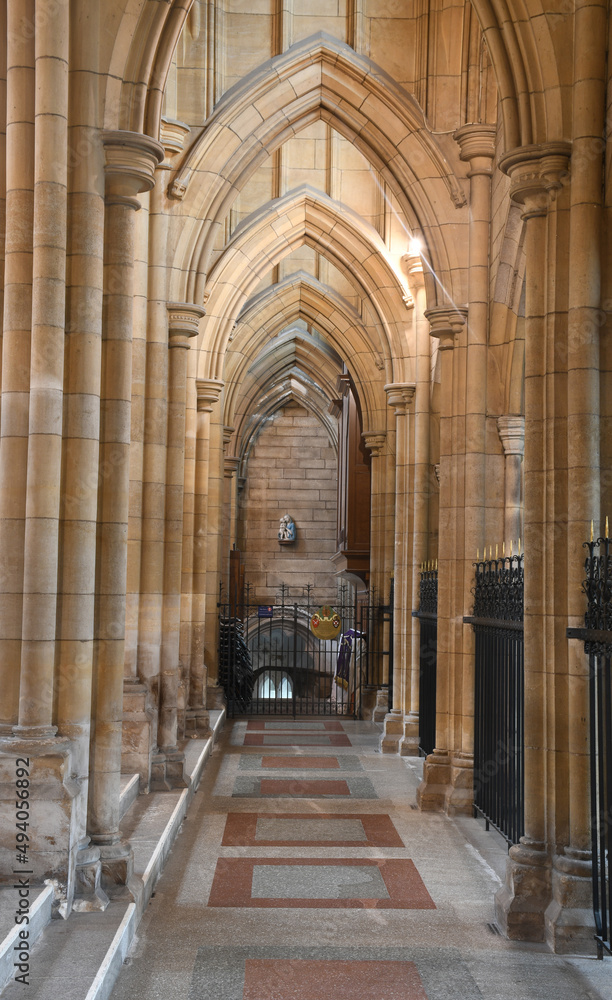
top-left (278, 514), bottom-right (296, 544)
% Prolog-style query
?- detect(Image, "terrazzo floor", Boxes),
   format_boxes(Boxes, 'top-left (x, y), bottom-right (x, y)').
top-left (109, 718), bottom-right (612, 1000)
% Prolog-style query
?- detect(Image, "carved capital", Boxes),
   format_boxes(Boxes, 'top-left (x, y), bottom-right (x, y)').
top-left (362, 431), bottom-right (386, 457)
top-left (499, 142), bottom-right (571, 220)
top-left (453, 123), bottom-right (497, 177)
top-left (102, 130), bottom-right (164, 209)
top-left (384, 383), bottom-right (416, 414)
top-left (196, 378), bottom-right (224, 412)
top-left (497, 415), bottom-right (525, 457)
top-left (160, 117), bottom-right (191, 157)
top-left (424, 305), bottom-right (468, 349)
top-left (224, 456), bottom-right (241, 476)
top-left (167, 302), bottom-right (205, 349)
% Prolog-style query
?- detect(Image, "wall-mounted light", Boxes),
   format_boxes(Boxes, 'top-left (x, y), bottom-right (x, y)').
top-left (408, 236), bottom-right (422, 256)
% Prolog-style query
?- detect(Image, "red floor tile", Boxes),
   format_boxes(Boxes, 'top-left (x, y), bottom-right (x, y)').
top-left (221, 812), bottom-right (405, 848)
top-left (243, 959), bottom-right (428, 999)
top-left (208, 857), bottom-right (435, 909)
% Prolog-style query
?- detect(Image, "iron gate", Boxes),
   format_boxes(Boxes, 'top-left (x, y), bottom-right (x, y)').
top-left (412, 563), bottom-right (438, 756)
top-left (218, 584), bottom-right (392, 717)
top-left (567, 528), bottom-right (612, 957)
top-left (464, 550), bottom-right (525, 846)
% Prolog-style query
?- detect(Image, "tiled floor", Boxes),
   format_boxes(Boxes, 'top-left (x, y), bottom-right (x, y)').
top-left (109, 718), bottom-right (612, 1000)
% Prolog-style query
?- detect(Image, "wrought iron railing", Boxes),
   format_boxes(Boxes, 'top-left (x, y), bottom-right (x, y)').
top-left (464, 549), bottom-right (524, 846)
top-left (567, 528), bottom-right (612, 957)
top-left (413, 562), bottom-right (437, 756)
top-left (218, 583), bottom-right (393, 718)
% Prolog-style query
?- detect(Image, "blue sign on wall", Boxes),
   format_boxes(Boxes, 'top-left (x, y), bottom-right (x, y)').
top-left (258, 605), bottom-right (273, 618)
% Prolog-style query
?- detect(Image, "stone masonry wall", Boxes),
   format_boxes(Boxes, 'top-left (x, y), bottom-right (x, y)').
top-left (237, 403), bottom-right (338, 603)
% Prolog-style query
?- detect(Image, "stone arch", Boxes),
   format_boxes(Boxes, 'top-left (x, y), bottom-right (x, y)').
top-left (165, 33), bottom-right (465, 307)
top-left (104, 0), bottom-right (194, 135)
top-left (197, 186), bottom-right (414, 388)
top-left (469, 0), bottom-right (567, 148)
top-left (223, 272), bottom-right (388, 435)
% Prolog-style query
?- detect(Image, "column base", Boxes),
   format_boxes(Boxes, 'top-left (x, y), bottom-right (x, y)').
top-left (544, 849), bottom-right (596, 955)
top-left (416, 749), bottom-right (451, 810)
top-left (495, 838), bottom-right (551, 942)
top-left (122, 681), bottom-right (156, 790)
top-left (96, 840), bottom-right (140, 904)
top-left (0, 735), bottom-right (76, 901)
top-left (379, 710), bottom-right (403, 753)
top-left (206, 683), bottom-right (227, 710)
top-left (445, 752), bottom-right (474, 816)
top-left (150, 748), bottom-right (188, 790)
top-left (371, 688), bottom-right (390, 723)
top-left (185, 707), bottom-right (212, 737)
top-left (72, 842), bottom-right (109, 913)
top-left (399, 711), bottom-right (420, 757)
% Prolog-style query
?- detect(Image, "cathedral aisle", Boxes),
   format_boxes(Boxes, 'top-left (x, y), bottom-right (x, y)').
top-left (109, 720), bottom-right (612, 1000)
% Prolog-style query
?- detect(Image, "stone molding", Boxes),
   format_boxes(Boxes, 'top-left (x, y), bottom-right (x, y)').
top-left (160, 116), bottom-right (191, 156)
top-left (453, 123), bottom-right (497, 177)
top-left (167, 302), bottom-right (206, 348)
top-left (102, 130), bottom-right (164, 209)
top-left (497, 415), bottom-right (525, 457)
top-left (362, 431), bottom-right (386, 456)
top-left (224, 456), bottom-right (241, 476)
top-left (499, 142), bottom-right (572, 220)
top-left (424, 305), bottom-right (468, 349)
top-left (384, 382), bottom-right (416, 414)
top-left (196, 378), bottom-right (224, 412)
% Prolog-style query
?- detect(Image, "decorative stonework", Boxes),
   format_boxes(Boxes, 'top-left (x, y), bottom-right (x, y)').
top-left (424, 305), bottom-right (468, 350)
top-left (102, 130), bottom-right (164, 209)
top-left (497, 415), bottom-right (525, 457)
top-left (167, 302), bottom-right (205, 348)
top-left (196, 378), bottom-right (224, 412)
top-left (384, 383), bottom-right (416, 414)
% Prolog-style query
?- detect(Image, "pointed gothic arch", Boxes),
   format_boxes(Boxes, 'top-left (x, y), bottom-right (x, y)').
top-left (196, 186), bottom-right (414, 389)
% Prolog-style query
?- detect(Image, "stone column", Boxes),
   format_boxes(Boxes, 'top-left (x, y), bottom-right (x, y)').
top-left (417, 306), bottom-right (467, 810)
top-left (450, 124), bottom-right (496, 805)
top-left (224, 454), bottom-right (241, 581)
top-left (205, 404), bottom-right (226, 699)
top-left (399, 250), bottom-right (430, 756)
top-left (154, 303), bottom-right (204, 787)
top-left (188, 378), bottom-right (224, 727)
top-left (362, 431), bottom-right (386, 611)
top-left (362, 431), bottom-right (388, 716)
top-left (549, 0), bottom-right (607, 954)
top-left (495, 143), bottom-right (571, 941)
top-left (497, 416), bottom-right (524, 547)
top-left (380, 383), bottom-right (415, 754)
top-left (88, 131), bottom-right (163, 889)
top-left (0, 0), bottom-right (35, 733)
top-left (56, 0), bottom-right (109, 912)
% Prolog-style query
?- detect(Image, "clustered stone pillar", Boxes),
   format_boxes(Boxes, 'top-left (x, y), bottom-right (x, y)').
top-left (400, 249), bottom-right (430, 756)
top-left (552, 0), bottom-right (607, 952)
top-left (451, 124), bottom-right (496, 807)
top-left (88, 131), bottom-right (163, 888)
top-left (417, 306), bottom-right (467, 810)
top-left (188, 378), bottom-right (224, 728)
top-left (0, 0), bottom-right (35, 735)
top-left (497, 416), bottom-right (524, 547)
top-left (380, 382), bottom-right (415, 754)
top-left (495, 143), bottom-right (571, 942)
top-left (154, 304), bottom-right (204, 787)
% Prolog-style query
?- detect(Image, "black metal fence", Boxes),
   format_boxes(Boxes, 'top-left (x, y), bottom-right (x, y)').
top-left (464, 550), bottom-right (524, 846)
top-left (413, 564), bottom-right (437, 756)
top-left (567, 530), bottom-right (612, 957)
top-left (218, 583), bottom-right (393, 718)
